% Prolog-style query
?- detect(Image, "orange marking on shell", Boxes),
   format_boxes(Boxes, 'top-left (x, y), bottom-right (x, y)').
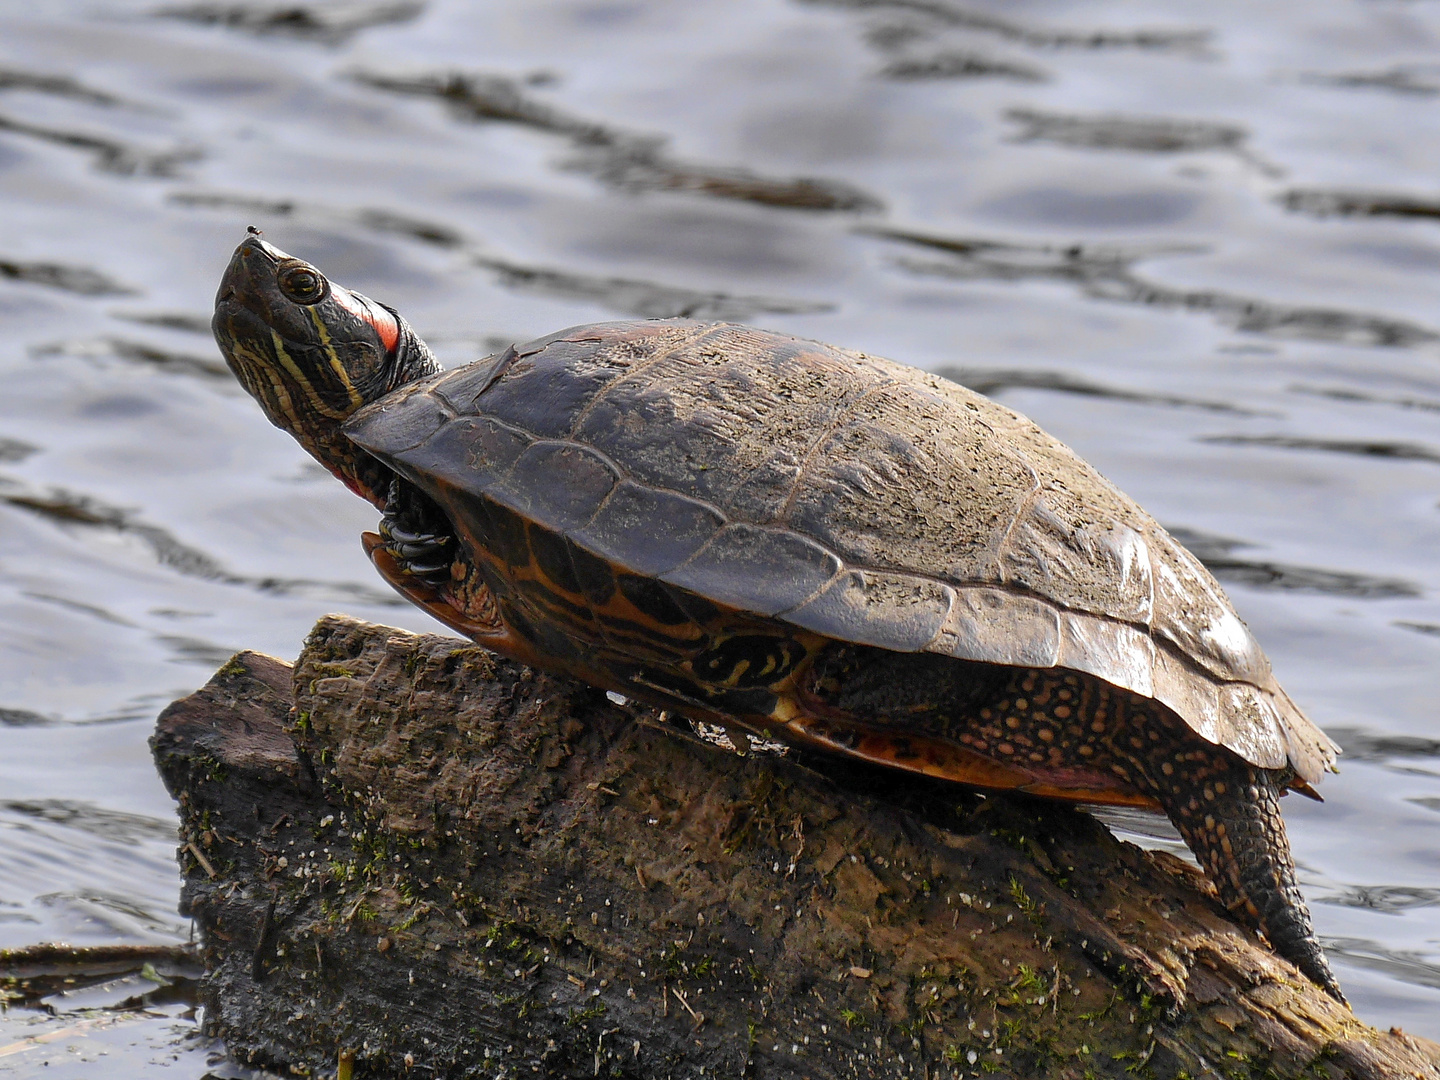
top-left (588, 584), bottom-right (709, 655)
top-left (362, 533), bottom-right (546, 666)
top-left (783, 716), bottom-right (1163, 811)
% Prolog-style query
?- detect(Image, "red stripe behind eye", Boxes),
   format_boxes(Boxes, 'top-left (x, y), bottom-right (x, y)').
top-left (332, 286), bottom-right (400, 353)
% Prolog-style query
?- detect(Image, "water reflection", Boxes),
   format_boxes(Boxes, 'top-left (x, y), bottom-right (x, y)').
top-left (869, 226), bottom-right (1440, 347)
top-left (351, 67), bottom-right (884, 210)
top-left (156, 0), bottom-right (425, 42)
top-left (1322, 938), bottom-right (1440, 993)
top-left (801, 0), bottom-right (1212, 54)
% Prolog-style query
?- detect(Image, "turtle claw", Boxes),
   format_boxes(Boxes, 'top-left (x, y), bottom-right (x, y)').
top-left (380, 522), bottom-right (427, 545)
top-left (391, 537), bottom-right (451, 562)
top-left (379, 479), bottom-right (456, 585)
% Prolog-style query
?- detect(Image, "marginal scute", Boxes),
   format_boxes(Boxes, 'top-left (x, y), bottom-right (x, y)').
top-left (1275, 688), bottom-right (1340, 785)
top-left (1056, 612), bottom-right (1155, 699)
top-left (345, 370), bottom-right (452, 458)
top-left (452, 491), bottom-right (529, 568)
top-left (570, 481), bottom-right (725, 576)
top-left (785, 570), bottom-right (954, 653)
top-left (1151, 648), bottom-right (1223, 748)
top-left (1218, 684), bottom-right (1289, 771)
top-left (490, 441), bottom-right (619, 532)
top-left (663, 524), bottom-right (842, 618)
top-left (932, 587), bottom-right (1060, 668)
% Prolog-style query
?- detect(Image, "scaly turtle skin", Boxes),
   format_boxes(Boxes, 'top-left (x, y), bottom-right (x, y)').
top-left (213, 234), bottom-right (1345, 1002)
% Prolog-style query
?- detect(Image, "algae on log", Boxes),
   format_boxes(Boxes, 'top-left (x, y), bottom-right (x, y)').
top-left (150, 615), bottom-right (1440, 1080)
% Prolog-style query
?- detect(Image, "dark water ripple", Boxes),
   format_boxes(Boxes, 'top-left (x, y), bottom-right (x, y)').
top-left (1290, 384), bottom-right (1440, 415)
top-left (352, 68), bottom-right (883, 211)
top-left (836, 1), bottom-right (1211, 86)
top-left (936, 365), bottom-right (1273, 415)
top-left (0, 259), bottom-right (136, 296)
top-left (2, 800), bottom-right (176, 843)
top-left (156, 0), bottom-right (424, 42)
top-left (1, 482), bottom-right (240, 580)
top-left (859, 21), bottom-right (1049, 83)
top-left (0, 68), bottom-right (129, 107)
top-left (1321, 938), bottom-right (1440, 993)
top-left (0, 708), bottom-right (57, 728)
top-left (172, 188), bottom-right (835, 316)
top-left (1396, 621), bottom-right (1440, 639)
top-left (349, 68), bottom-right (632, 144)
top-left (0, 112), bottom-right (201, 177)
top-left (1164, 527), bottom-right (1423, 600)
top-left (871, 227), bottom-right (1440, 347)
top-left (799, 0), bottom-right (1211, 53)
top-left (1300, 65), bottom-right (1440, 97)
top-left (1318, 887), bottom-right (1440, 914)
top-left (110, 311), bottom-right (216, 335)
top-left (0, 478), bottom-right (402, 605)
top-left (155, 633), bottom-right (243, 667)
top-left (1284, 188), bottom-right (1440, 223)
top-left (31, 336), bottom-right (234, 380)
top-left (878, 50), bottom-right (1047, 83)
top-left (1005, 108), bottom-right (1250, 156)
top-left (0, 436), bottom-right (38, 462)
top-left (473, 255), bottom-right (834, 320)
top-left (23, 590), bottom-right (136, 629)
top-left (171, 189), bottom-right (465, 247)
top-left (1325, 728), bottom-right (1440, 764)
top-left (1200, 434), bottom-right (1440, 466)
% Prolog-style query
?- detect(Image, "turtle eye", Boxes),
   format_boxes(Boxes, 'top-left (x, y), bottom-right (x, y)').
top-left (277, 263), bottom-right (329, 305)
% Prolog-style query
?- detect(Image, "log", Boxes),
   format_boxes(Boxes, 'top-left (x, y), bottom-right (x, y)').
top-left (150, 615), bottom-right (1440, 1080)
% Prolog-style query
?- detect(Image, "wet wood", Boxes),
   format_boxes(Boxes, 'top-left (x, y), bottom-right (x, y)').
top-left (150, 614), bottom-right (1440, 1080)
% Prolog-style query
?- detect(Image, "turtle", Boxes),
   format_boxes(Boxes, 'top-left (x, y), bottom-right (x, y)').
top-left (213, 231), bottom-right (1345, 1002)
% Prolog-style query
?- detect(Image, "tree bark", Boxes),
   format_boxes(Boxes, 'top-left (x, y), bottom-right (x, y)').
top-left (150, 614), bottom-right (1440, 1080)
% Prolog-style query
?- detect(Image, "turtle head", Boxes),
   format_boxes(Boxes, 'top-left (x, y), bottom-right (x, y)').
top-left (212, 232), bottom-right (441, 507)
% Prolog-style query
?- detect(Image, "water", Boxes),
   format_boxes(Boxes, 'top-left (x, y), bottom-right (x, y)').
top-left (0, 0), bottom-right (1437, 1067)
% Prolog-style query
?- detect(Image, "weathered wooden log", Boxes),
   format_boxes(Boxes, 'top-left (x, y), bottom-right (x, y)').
top-left (151, 615), bottom-right (1440, 1080)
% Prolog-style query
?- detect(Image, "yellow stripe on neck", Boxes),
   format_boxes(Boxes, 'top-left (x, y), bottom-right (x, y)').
top-left (306, 306), bottom-right (366, 412)
top-left (269, 328), bottom-right (358, 421)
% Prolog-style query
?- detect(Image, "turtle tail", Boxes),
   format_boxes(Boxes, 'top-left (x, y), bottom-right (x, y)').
top-left (1159, 759), bottom-right (1346, 1004)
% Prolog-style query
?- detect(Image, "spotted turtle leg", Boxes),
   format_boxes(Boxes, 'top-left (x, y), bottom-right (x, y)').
top-left (378, 478), bottom-right (454, 585)
top-left (1154, 755), bottom-right (1346, 1004)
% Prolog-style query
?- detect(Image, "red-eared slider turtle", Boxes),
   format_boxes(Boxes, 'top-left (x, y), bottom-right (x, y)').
top-left (213, 232), bottom-right (1344, 1001)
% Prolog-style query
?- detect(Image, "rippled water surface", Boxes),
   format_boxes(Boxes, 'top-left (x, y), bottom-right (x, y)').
top-left (2, 0), bottom-right (1439, 1068)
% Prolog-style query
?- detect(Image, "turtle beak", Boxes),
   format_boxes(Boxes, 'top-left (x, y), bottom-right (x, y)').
top-left (214, 233), bottom-right (287, 309)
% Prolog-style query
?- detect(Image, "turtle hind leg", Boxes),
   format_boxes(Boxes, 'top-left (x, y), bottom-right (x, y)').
top-left (1157, 755), bottom-right (1346, 1004)
top-left (379, 477), bottom-right (454, 585)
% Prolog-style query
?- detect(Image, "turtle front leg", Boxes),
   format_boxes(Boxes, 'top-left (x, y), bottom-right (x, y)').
top-left (378, 478), bottom-right (455, 585)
